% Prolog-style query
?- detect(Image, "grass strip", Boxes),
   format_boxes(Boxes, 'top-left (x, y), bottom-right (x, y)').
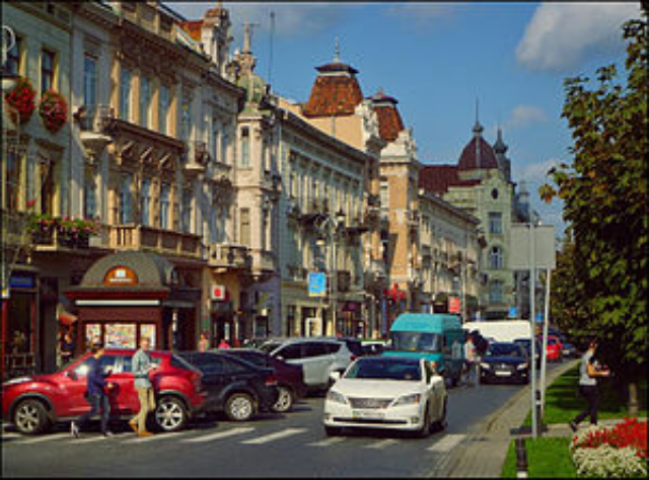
top-left (501, 437), bottom-right (576, 478)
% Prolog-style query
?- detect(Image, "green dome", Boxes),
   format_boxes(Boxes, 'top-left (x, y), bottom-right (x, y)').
top-left (237, 72), bottom-right (266, 104)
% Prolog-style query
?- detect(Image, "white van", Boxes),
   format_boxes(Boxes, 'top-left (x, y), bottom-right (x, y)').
top-left (463, 320), bottom-right (532, 343)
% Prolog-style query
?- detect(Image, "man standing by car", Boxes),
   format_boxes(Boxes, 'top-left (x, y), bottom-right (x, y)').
top-left (129, 337), bottom-right (156, 437)
top-left (570, 338), bottom-right (610, 431)
top-left (71, 342), bottom-right (114, 438)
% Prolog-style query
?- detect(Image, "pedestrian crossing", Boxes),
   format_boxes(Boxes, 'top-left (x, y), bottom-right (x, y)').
top-left (2, 425), bottom-right (467, 453)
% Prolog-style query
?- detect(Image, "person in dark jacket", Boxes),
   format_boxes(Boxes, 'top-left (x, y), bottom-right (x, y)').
top-left (71, 343), bottom-right (114, 438)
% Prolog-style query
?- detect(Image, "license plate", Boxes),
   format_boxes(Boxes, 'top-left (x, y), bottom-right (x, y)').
top-left (352, 410), bottom-right (384, 420)
top-left (495, 371), bottom-right (512, 376)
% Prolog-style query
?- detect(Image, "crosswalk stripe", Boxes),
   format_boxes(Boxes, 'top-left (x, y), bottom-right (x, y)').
top-left (307, 437), bottom-right (346, 447)
top-left (427, 434), bottom-right (466, 453)
top-left (241, 428), bottom-right (306, 445)
top-left (123, 431), bottom-right (184, 444)
top-left (183, 427), bottom-right (255, 444)
top-left (366, 439), bottom-right (398, 449)
top-left (17, 432), bottom-right (69, 445)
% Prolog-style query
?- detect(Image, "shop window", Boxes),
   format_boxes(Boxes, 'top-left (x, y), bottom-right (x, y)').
top-left (105, 324), bottom-right (136, 349)
top-left (85, 324), bottom-right (102, 346)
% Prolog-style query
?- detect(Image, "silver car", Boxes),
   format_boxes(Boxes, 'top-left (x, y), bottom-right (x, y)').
top-left (260, 338), bottom-right (355, 389)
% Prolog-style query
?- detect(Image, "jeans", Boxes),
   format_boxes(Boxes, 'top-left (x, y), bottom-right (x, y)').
top-left (574, 385), bottom-right (599, 425)
top-left (77, 393), bottom-right (111, 433)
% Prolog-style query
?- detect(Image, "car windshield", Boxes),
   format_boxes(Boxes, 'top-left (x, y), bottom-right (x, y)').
top-left (345, 359), bottom-right (422, 381)
top-left (259, 342), bottom-right (282, 354)
top-left (390, 332), bottom-right (442, 353)
top-left (487, 344), bottom-right (523, 357)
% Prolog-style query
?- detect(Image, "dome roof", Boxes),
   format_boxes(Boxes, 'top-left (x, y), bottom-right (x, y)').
top-left (80, 251), bottom-right (177, 288)
top-left (458, 121), bottom-right (499, 171)
top-left (237, 72), bottom-right (267, 104)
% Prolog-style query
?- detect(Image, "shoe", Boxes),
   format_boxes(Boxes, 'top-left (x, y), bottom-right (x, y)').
top-left (71, 421), bottom-right (80, 439)
top-left (569, 421), bottom-right (577, 432)
top-left (128, 419), bottom-right (139, 434)
top-left (138, 430), bottom-right (154, 438)
top-left (103, 431), bottom-right (114, 438)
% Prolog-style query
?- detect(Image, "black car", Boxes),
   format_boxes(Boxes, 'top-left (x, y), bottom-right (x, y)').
top-left (221, 348), bottom-right (307, 413)
top-left (514, 338), bottom-right (541, 369)
top-left (179, 351), bottom-right (279, 422)
top-left (479, 342), bottom-right (530, 385)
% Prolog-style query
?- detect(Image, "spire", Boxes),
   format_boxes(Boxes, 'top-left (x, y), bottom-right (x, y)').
top-left (242, 21), bottom-right (258, 54)
top-left (334, 36), bottom-right (341, 63)
top-left (473, 98), bottom-right (483, 136)
top-left (494, 126), bottom-right (508, 154)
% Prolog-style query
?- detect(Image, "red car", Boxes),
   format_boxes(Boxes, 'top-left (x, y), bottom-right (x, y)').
top-left (542, 336), bottom-right (563, 362)
top-left (2, 349), bottom-right (208, 435)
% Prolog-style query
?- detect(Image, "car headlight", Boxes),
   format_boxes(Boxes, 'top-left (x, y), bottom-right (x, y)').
top-left (326, 390), bottom-right (348, 405)
top-left (480, 363), bottom-right (491, 369)
top-left (393, 393), bottom-right (421, 406)
top-left (3, 376), bottom-right (32, 386)
top-left (517, 363), bottom-right (529, 370)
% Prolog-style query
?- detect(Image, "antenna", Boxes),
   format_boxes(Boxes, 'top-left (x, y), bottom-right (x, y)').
top-left (268, 10), bottom-right (275, 89)
top-left (334, 36), bottom-right (341, 62)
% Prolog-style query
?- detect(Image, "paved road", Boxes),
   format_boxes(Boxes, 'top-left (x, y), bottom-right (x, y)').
top-left (2, 367), bottom-right (559, 478)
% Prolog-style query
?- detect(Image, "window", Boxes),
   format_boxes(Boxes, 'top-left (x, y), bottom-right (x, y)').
top-left (41, 49), bottom-right (55, 92)
top-left (140, 76), bottom-right (151, 128)
top-left (222, 358), bottom-right (250, 375)
top-left (240, 127), bottom-right (250, 167)
top-left (7, 36), bottom-right (21, 76)
top-left (277, 344), bottom-right (302, 360)
top-left (159, 85), bottom-right (169, 135)
top-left (119, 174), bottom-right (132, 223)
top-left (160, 184), bottom-right (170, 230)
top-left (240, 208), bottom-right (250, 245)
top-left (181, 188), bottom-right (192, 233)
top-left (303, 342), bottom-right (328, 358)
top-left (84, 172), bottom-right (97, 219)
top-left (141, 178), bottom-right (151, 226)
top-left (489, 280), bottom-right (504, 304)
top-left (489, 246), bottom-right (503, 270)
top-left (489, 212), bottom-right (502, 234)
top-left (212, 125), bottom-right (220, 162)
top-left (120, 68), bottom-right (132, 121)
top-left (83, 56), bottom-right (97, 108)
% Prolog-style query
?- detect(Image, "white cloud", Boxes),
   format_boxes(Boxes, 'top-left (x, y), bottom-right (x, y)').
top-left (516, 158), bottom-right (560, 184)
top-left (507, 104), bottom-right (548, 129)
top-left (516, 3), bottom-right (641, 72)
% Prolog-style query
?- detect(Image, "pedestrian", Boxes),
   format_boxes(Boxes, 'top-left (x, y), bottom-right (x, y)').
top-left (463, 334), bottom-right (478, 387)
top-left (129, 337), bottom-right (157, 437)
top-left (217, 338), bottom-right (231, 349)
top-left (71, 342), bottom-right (114, 438)
top-left (569, 338), bottom-right (610, 431)
top-left (60, 330), bottom-right (76, 365)
top-left (198, 332), bottom-right (210, 352)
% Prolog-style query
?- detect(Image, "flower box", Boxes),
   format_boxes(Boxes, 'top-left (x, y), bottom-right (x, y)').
top-left (39, 90), bottom-right (68, 133)
top-left (4, 76), bottom-right (36, 125)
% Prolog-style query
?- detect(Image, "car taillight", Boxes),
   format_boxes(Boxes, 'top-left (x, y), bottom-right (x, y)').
top-left (265, 373), bottom-right (278, 386)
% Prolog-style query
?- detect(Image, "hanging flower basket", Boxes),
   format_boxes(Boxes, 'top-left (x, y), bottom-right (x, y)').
top-left (3, 76), bottom-right (36, 125)
top-left (39, 90), bottom-right (68, 133)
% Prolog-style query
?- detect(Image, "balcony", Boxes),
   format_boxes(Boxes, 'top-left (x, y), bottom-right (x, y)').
top-left (262, 169), bottom-right (282, 192)
top-left (208, 244), bottom-right (251, 270)
top-left (75, 105), bottom-right (113, 161)
top-left (108, 224), bottom-right (203, 260)
top-left (183, 141), bottom-right (210, 176)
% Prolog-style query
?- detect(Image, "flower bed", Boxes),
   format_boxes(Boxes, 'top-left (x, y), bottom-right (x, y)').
top-left (39, 90), bottom-right (68, 133)
top-left (4, 76), bottom-right (36, 125)
top-left (571, 418), bottom-right (648, 477)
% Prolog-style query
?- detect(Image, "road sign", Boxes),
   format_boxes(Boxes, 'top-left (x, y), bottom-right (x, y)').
top-left (510, 224), bottom-right (557, 270)
top-left (536, 313), bottom-right (543, 323)
top-left (308, 272), bottom-right (326, 297)
top-left (509, 307), bottom-right (517, 318)
top-left (210, 284), bottom-right (226, 301)
top-left (448, 297), bottom-right (461, 314)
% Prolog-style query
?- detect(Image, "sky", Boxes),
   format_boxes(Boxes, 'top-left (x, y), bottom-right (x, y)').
top-left (166, 1), bottom-right (642, 236)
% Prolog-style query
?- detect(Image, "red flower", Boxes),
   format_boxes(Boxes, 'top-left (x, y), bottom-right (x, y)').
top-left (4, 77), bottom-right (36, 124)
top-left (38, 90), bottom-right (67, 133)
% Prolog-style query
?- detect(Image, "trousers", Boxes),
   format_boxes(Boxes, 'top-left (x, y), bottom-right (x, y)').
top-left (132, 387), bottom-right (156, 432)
top-left (574, 385), bottom-right (599, 425)
top-left (77, 393), bottom-right (111, 433)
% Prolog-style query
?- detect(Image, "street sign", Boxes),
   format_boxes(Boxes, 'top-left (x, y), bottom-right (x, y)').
top-left (509, 307), bottom-right (518, 318)
top-left (210, 284), bottom-right (226, 301)
top-left (308, 272), bottom-right (326, 297)
top-left (510, 224), bottom-right (557, 270)
top-left (536, 313), bottom-right (543, 323)
top-left (448, 297), bottom-right (461, 314)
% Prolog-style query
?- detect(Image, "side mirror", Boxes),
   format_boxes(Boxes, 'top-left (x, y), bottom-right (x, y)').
top-left (329, 371), bottom-right (341, 382)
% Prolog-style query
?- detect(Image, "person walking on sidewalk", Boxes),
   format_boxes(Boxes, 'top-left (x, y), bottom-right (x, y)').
top-left (570, 338), bottom-right (610, 431)
top-left (129, 338), bottom-right (157, 437)
top-left (71, 342), bottom-right (114, 438)
top-left (463, 334), bottom-right (478, 387)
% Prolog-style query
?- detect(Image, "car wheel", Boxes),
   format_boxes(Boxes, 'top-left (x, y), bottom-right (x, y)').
top-left (13, 399), bottom-right (51, 435)
top-left (325, 425), bottom-right (342, 436)
top-left (415, 405), bottom-right (431, 438)
top-left (225, 393), bottom-right (256, 422)
top-left (154, 396), bottom-right (188, 433)
top-left (433, 397), bottom-right (448, 432)
top-left (271, 386), bottom-right (294, 413)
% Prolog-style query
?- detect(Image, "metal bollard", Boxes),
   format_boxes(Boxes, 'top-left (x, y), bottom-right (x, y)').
top-left (535, 389), bottom-right (543, 436)
top-left (515, 437), bottom-right (528, 478)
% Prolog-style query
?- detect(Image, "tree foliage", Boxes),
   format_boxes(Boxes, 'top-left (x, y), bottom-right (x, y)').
top-left (541, 5), bottom-right (648, 372)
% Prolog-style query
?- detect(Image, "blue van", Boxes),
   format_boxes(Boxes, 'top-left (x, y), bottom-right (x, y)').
top-left (382, 313), bottom-right (465, 386)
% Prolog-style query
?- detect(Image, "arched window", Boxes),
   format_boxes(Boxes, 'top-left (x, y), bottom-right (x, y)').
top-left (489, 246), bottom-right (503, 269)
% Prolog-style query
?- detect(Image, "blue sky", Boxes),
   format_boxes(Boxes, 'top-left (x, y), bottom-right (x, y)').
top-left (166, 2), bottom-right (641, 235)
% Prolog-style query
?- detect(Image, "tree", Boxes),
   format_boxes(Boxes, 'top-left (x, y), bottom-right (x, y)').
top-left (540, 4), bottom-right (648, 414)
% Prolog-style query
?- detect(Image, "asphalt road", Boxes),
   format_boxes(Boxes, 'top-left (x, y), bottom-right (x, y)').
top-left (2, 367), bottom-right (558, 478)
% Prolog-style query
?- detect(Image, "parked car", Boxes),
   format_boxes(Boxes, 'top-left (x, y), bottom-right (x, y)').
top-left (221, 348), bottom-right (307, 413)
top-left (541, 335), bottom-right (563, 362)
top-left (562, 342), bottom-right (578, 358)
top-left (479, 342), bottom-right (530, 384)
top-left (2, 349), bottom-right (207, 435)
top-left (178, 351), bottom-right (278, 422)
top-left (513, 338), bottom-right (541, 369)
top-left (361, 341), bottom-right (386, 356)
top-left (259, 338), bottom-right (355, 390)
top-left (323, 356), bottom-right (447, 437)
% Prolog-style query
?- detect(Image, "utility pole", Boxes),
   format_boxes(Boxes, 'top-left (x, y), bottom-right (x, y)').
top-left (529, 221), bottom-right (538, 439)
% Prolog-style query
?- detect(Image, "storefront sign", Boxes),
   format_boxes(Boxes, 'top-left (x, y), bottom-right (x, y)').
top-left (9, 274), bottom-right (35, 289)
top-left (103, 266), bottom-right (138, 286)
top-left (211, 284), bottom-right (226, 301)
top-left (448, 297), bottom-right (461, 314)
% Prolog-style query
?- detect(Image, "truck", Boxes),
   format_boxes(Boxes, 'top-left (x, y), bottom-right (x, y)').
top-left (462, 320), bottom-right (532, 343)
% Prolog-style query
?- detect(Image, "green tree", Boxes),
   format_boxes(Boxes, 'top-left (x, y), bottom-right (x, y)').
top-left (541, 4), bottom-right (648, 414)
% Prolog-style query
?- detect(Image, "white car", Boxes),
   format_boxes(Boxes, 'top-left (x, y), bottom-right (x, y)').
top-left (323, 356), bottom-right (447, 437)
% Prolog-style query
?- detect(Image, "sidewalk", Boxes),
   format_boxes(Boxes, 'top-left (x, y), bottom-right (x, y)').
top-left (439, 359), bottom-right (579, 478)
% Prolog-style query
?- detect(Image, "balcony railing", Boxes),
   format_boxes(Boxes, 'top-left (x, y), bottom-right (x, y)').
top-left (77, 105), bottom-right (114, 133)
top-left (208, 244), bottom-right (251, 269)
top-left (108, 224), bottom-right (203, 259)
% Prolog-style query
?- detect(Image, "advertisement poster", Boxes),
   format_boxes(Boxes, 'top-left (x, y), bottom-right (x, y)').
top-left (85, 324), bottom-right (102, 347)
top-left (140, 324), bottom-right (156, 349)
top-left (105, 324), bottom-right (136, 349)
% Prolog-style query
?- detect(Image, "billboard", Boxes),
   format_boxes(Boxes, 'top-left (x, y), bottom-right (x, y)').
top-left (308, 272), bottom-right (327, 297)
